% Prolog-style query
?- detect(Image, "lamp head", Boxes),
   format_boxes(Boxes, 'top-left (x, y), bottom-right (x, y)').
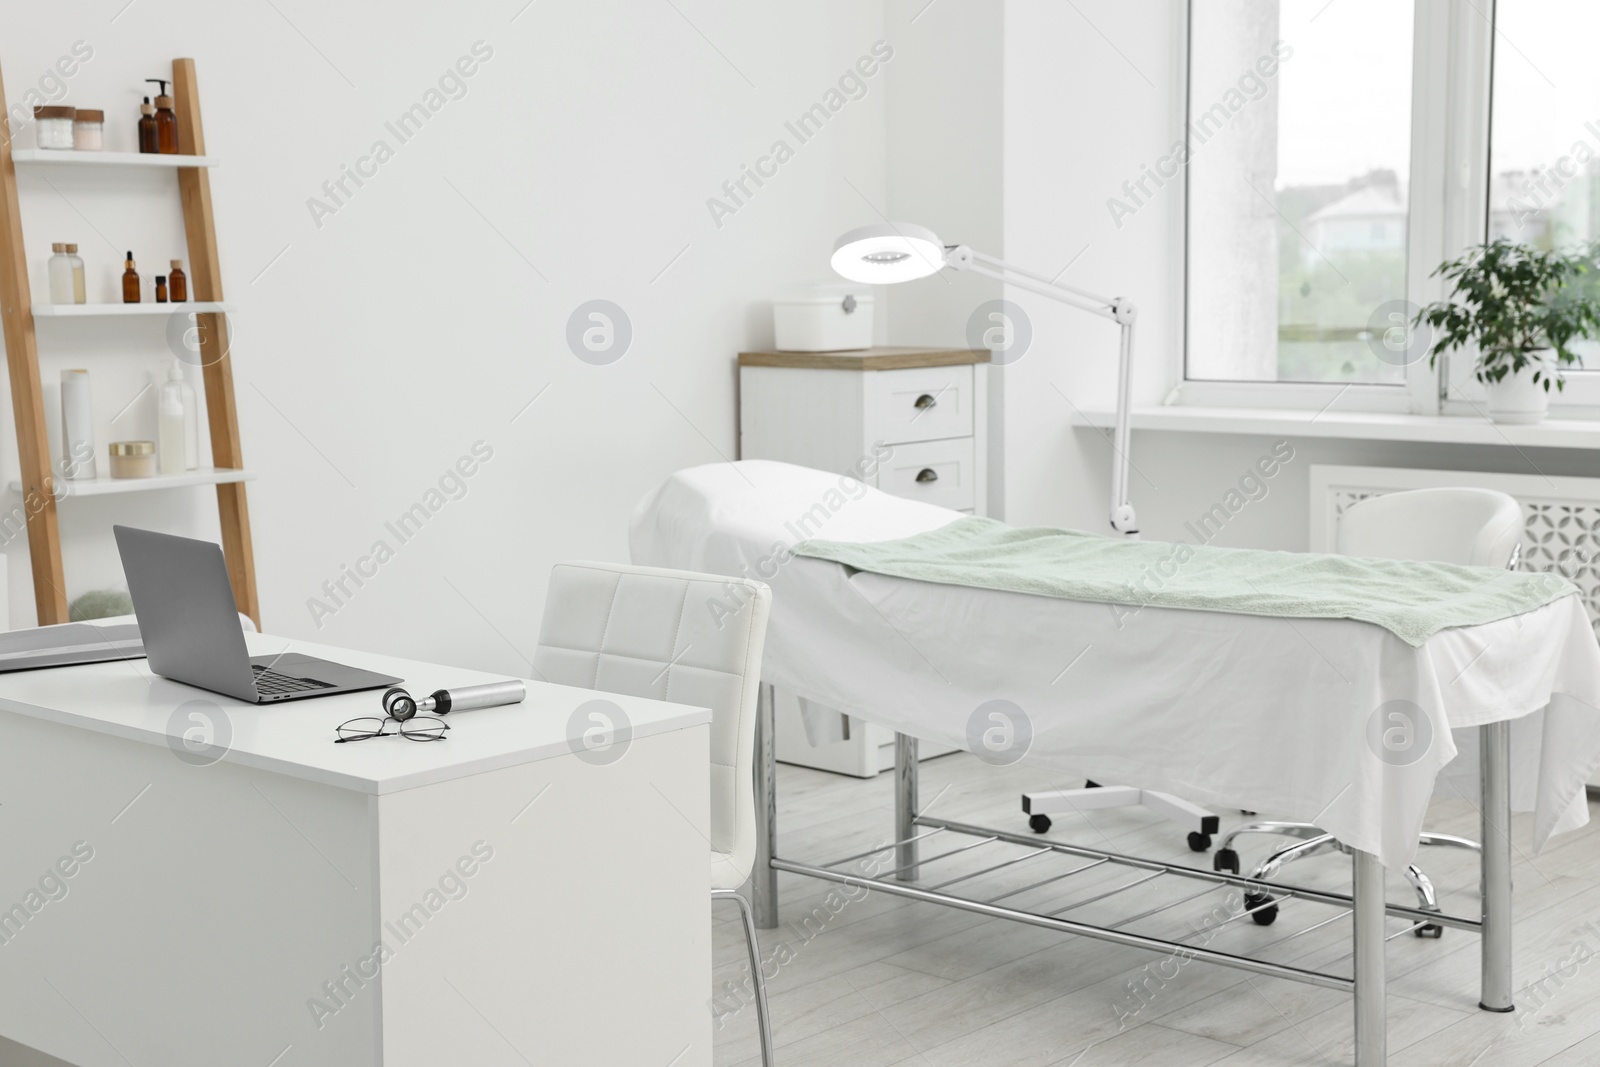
top-left (830, 222), bottom-right (946, 284)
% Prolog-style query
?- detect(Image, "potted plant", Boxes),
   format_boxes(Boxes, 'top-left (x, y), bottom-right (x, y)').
top-left (1415, 238), bottom-right (1600, 424)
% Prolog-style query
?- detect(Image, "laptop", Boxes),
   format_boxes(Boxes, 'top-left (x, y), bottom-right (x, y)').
top-left (114, 526), bottom-right (401, 703)
top-left (0, 620), bottom-right (144, 672)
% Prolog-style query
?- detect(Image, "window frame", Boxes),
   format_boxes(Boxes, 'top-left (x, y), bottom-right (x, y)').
top-left (1176, 0), bottom-right (1600, 418)
top-left (1442, 0), bottom-right (1600, 416)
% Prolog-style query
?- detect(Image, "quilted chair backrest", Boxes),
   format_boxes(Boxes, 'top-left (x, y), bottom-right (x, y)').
top-left (533, 561), bottom-right (771, 871)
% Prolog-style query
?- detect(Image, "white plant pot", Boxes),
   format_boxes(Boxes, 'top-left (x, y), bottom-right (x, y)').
top-left (1484, 351), bottom-right (1554, 425)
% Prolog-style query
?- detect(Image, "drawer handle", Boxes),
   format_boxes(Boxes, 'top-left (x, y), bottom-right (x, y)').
top-left (915, 468), bottom-right (939, 484)
top-left (913, 393), bottom-right (938, 411)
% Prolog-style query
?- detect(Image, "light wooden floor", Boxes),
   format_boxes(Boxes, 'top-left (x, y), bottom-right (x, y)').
top-left (712, 753), bottom-right (1600, 1067)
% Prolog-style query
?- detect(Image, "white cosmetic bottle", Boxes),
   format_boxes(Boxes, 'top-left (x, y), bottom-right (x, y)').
top-left (47, 244), bottom-right (74, 304)
top-left (60, 369), bottom-right (96, 480)
top-left (158, 361), bottom-right (198, 474)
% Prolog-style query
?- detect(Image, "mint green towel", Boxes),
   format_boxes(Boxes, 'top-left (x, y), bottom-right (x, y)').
top-left (795, 517), bottom-right (1575, 647)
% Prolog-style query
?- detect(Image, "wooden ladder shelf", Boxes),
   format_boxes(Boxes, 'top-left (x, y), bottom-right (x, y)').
top-left (0, 58), bottom-right (259, 627)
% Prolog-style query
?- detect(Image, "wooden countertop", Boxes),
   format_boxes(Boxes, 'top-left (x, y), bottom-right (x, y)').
top-left (738, 346), bottom-right (991, 371)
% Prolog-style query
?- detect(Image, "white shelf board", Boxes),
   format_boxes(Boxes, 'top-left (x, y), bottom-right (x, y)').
top-left (32, 301), bottom-right (230, 318)
top-left (11, 468), bottom-right (256, 498)
top-left (1075, 405), bottom-right (1600, 449)
top-left (10, 149), bottom-right (218, 168)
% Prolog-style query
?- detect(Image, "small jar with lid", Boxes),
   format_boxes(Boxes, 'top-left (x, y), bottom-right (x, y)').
top-left (109, 440), bottom-right (157, 479)
top-left (72, 110), bottom-right (104, 151)
top-left (33, 106), bottom-right (76, 150)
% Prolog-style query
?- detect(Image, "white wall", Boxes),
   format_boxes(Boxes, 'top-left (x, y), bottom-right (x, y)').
top-left (1003, 0), bottom-right (1186, 533)
top-left (881, 0), bottom-right (1005, 513)
top-left (1001, 0), bottom-right (1596, 550)
top-left (2, 0), bottom-right (893, 674)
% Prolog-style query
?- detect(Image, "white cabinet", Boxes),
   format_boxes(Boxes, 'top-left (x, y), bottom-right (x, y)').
top-left (738, 346), bottom-right (990, 776)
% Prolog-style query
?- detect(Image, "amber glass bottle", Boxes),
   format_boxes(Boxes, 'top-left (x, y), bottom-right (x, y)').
top-left (168, 260), bottom-right (187, 302)
top-left (122, 252), bottom-right (140, 303)
top-left (137, 98), bottom-right (158, 154)
top-left (155, 275), bottom-right (168, 304)
top-left (154, 97), bottom-right (178, 154)
top-left (147, 81), bottom-right (178, 154)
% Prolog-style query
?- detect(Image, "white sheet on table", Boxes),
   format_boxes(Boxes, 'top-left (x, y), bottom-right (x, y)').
top-left (630, 460), bottom-right (1600, 871)
top-left (798, 696), bottom-right (850, 747)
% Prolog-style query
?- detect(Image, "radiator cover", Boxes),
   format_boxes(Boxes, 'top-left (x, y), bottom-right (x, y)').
top-left (1310, 464), bottom-right (1600, 638)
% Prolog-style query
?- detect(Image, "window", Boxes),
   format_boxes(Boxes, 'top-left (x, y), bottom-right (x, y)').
top-left (1486, 0), bottom-right (1600, 376)
top-left (1181, 0), bottom-right (1600, 415)
top-left (1186, 0), bottom-right (1415, 386)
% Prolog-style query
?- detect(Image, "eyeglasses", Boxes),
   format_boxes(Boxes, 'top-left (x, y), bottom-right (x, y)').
top-left (335, 714), bottom-right (450, 743)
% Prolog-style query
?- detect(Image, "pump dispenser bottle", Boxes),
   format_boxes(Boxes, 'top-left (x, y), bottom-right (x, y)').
top-left (146, 80), bottom-right (178, 154)
top-left (137, 98), bottom-right (158, 154)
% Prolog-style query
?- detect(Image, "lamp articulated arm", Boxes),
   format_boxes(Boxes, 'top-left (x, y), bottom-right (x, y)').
top-left (945, 245), bottom-right (1140, 539)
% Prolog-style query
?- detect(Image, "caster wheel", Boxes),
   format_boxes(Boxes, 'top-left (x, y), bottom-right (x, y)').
top-left (1028, 813), bottom-right (1053, 834)
top-left (1416, 922), bottom-right (1444, 939)
top-left (1085, 780), bottom-right (1100, 789)
top-left (1243, 891), bottom-right (1278, 926)
top-left (1214, 847), bottom-right (1240, 874)
top-left (1187, 831), bottom-right (1212, 852)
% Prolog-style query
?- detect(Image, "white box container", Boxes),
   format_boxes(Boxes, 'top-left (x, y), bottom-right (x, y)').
top-left (772, 285), bottom-right (873, 351)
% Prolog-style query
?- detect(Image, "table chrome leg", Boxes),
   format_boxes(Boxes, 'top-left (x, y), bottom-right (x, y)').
top-left (753, 683), bottom-right (779, 929)
top-left (1480, 719), bottom-right (1514, 1012)
top-left (895, 732), bottom-right (919, 882)
top-left (1352, 848), bottom-right (1387, 1066)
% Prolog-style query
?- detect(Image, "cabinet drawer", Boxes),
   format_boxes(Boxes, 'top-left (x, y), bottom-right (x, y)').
top-left (864, 366), bottom-right (973, 445)
top-left (878, 438), bottom-right (975, 510)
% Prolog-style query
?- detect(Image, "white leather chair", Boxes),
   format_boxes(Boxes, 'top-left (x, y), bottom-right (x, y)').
top-left (1214, 488), bottom-right (1523, 932)
top-left (533, 561), bottom-right (774, 1065)
top-left (1335, 487), bottom-right (1523, 567)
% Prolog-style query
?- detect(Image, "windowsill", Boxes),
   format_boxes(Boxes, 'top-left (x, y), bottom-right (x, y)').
top-left (1074, 405), bottom-right (1600, 449)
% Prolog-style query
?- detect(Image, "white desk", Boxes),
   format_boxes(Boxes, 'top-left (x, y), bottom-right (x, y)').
top-left (0, 633), bottom-right (713, 1067)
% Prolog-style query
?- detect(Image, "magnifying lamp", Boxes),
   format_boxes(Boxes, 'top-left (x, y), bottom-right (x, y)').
top-left (831, 222), bottom-right (1140, 538)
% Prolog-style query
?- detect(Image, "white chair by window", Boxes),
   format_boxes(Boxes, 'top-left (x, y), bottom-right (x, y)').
top-left (1212, 487), bottom-right (1524, 933)
top-left (533, 561), bottom-right (775, 1065)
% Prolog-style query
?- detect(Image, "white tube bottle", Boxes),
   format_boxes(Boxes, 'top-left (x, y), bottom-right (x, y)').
top-left (158, 361), bottom-right (197, 474)
top-left (60, 369), bottom-right (96, 480)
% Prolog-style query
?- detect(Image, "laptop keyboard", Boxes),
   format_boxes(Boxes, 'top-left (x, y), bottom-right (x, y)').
top-left (252, 666), bottom-right (334, 697)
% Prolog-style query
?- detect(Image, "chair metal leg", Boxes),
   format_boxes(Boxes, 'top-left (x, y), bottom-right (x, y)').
top-left (714, 889), bottom-right (775, 1067)
top-left (895, 732), bottom-right (919, 882)
top-left (1480, 719), bottom-right (1514, 1012)
top-left (1250, 832), bottom-right (1342, 881)
top-left (1352, 848), bottom-right (1388, 1066)
top-left (1215, 820), bottom-right (1329, 853)
top-left (1402, 862), bottom-right (1444, 938)
top-left (753, 683), bottom-right (779, 930)
top-left (1419, 831), bottom-right (1481, 853)
top-left (1400, 863), bottom-right (1439, 912)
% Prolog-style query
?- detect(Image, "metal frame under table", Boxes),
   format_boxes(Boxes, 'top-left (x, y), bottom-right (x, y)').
top-left (750, 685), bottom-right (1516, 1067)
